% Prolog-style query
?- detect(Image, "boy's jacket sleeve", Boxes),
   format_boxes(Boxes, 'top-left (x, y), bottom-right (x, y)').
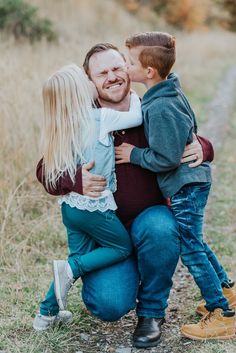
top-left (130, 109), bottom-right (193, 172)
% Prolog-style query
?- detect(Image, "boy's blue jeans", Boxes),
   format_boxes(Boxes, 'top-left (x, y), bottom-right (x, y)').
top-left (40, 204), bottom-right (229, 319)
top-left (171, 182), bottom-right (229, 312)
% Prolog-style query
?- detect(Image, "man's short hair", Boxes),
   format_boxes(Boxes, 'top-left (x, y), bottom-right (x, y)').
top-left (83, 43), bottom-right (125, 77)
top-left (125, 32), bottom-right (176, 79)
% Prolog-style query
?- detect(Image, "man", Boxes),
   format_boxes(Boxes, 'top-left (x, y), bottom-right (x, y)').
top-left (35, 43), bottom-right (214, 348)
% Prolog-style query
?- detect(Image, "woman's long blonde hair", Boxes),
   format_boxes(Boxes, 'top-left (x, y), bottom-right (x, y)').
top-left (41, 64), bottom-right (95, 189)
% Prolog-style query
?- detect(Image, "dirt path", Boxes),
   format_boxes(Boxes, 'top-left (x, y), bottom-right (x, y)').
top-left (199, 66), bottom-right (236, 149)
top-left (76, 66), bottom-right (236, 353)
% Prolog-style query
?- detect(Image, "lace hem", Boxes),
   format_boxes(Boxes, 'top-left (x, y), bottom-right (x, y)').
top-left (58, 190), bottom-right (117, 212)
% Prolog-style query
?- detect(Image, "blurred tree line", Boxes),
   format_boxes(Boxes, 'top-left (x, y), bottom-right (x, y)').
top-left (0, 0), bottom-right (235, 44)
top-left (121, 0), bottom-right (236, 31)
top-left (0, 0), bottom-right (57, 42)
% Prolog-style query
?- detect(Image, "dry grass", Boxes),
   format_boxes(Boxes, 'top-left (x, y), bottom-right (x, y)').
top-left (0, 0), bottom-right (236, 352)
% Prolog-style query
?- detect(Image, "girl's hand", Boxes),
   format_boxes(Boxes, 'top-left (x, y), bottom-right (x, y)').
top-left (115, 143), bottom-right (135, 164)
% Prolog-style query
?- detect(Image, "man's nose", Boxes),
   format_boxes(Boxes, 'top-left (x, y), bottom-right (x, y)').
top-left (107, 70), bottom-right (117, 81)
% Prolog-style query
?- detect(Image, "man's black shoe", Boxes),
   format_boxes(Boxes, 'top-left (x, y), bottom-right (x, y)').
top-left (133, 317), bottom-right (165, 348)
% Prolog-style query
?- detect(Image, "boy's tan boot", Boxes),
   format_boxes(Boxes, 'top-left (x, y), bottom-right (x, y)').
top-left (181, 308), bottom-right (235, 340)
top-left (196, 286), bottom-right (236, 316)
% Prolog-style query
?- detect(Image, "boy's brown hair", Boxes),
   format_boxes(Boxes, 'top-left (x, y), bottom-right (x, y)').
top-left (125, 32), bottom-right (176, 79)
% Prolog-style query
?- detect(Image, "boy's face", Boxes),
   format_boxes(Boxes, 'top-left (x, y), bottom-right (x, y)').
top-left (126, 47), bottom-right (147, 84)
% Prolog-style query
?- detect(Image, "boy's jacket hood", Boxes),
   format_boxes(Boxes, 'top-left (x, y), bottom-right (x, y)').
top-left (142, 73), bottom-right (180, 108)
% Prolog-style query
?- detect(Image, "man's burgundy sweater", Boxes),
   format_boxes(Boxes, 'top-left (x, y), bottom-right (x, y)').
top-left (36, 125), bottom-right (214, 227)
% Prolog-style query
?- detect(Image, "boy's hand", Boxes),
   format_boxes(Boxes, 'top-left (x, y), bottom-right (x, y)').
top-left (181, 134), bottom-right (203, 167)
top-left (115, 143), bottom-right (135, 164)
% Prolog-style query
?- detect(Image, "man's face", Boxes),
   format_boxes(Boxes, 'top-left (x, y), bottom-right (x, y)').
top-left (88, 49), bottom-right (130, 104)
top-left (127, 46), bottom-right (147, 83)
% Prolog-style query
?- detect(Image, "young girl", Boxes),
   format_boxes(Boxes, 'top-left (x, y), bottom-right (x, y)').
top-left (34, 64), bottom-right (142, 329)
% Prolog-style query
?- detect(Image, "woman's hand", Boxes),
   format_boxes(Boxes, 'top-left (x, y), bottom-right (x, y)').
top-left (115, 143), bottom-right (135, 164)
top-left (181, 134), bottom-right (203, 168)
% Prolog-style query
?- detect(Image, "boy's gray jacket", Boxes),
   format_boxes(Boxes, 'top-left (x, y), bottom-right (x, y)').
top-left (130, 73), bottom-right (211, 198)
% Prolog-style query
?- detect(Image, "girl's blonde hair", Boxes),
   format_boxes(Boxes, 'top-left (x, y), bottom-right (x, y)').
top-left (41, 64), bottom-right (95, 189)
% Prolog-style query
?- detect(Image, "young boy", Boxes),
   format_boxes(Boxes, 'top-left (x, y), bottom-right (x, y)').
top-left (115, 31), bottom-right (236, 340)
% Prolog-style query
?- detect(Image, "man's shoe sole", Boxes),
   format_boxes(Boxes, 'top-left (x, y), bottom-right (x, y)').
top-left (133, 338), bottom-right (161, 348)
top-left (53, 260), bottom-right (65, 311)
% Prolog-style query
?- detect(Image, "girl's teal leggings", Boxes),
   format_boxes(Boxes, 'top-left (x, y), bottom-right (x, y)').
top-left (62, 202), bottom-right (133, 278)
top-left (40, 202), bottom-right (133, 316)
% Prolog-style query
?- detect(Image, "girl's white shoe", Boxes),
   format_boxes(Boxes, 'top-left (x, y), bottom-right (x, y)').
top-left (33, 310), bottom-right (72, 331)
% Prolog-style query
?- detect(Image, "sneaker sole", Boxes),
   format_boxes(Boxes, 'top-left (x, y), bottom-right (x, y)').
top-left (53, 261), bottom-right (65, 311)
top-left (181, 331), bottom-right (235, 341)
top-left (33, 316), bottom-right (55, 331)
top-left (33, 323), bottom-right (49, 331)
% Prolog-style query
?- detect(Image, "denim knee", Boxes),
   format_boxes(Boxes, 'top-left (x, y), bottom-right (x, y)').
top-left (82, 292), bottom-right (133, 321)
top-left (131, 205), bottom-right (180, 249)
top-left (81, 258), bottom-right (139, 322)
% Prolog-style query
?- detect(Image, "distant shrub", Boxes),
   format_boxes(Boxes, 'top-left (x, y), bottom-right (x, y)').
top-left (121, 0), bottom-right (236, 32)
top-left (121, 0), bottom-right (166, 14)
top-left (121, 0), bottom-right (211, 30)
top-left (0, 0), bottom-right (57, 42)
top-left (165, 0), bottom-right (210, 31)
top-left (223, 0), bottom-right (236, 30)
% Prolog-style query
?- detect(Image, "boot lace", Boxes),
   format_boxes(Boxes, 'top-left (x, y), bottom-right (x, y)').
top-left (200, 312), bottom-right (215, 328)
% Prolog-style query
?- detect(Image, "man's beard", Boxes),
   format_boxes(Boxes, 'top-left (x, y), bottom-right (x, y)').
top-left (97, 77), bottom-right (131, 104)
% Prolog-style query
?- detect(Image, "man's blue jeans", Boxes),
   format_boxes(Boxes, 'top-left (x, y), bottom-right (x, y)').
top-left (82, 205), bottom-right (180, 320)
top-left (40, 204), bottom-right (230, 319)
top-left (40, 205), bottom-right (179, 318)
top-left (171, 182), bottom-right (229, 312)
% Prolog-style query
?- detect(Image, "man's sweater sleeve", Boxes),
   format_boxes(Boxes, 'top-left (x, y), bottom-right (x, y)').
top-left (130, 110), bottom-right (192, 173)
top-left (36, 158), bottom-right (83, 196)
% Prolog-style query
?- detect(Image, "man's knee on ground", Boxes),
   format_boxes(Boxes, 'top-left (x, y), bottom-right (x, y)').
top-left (81, 258), bottom-right (138, 322)
top-left (82, 293), bottom-right (131, 321)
